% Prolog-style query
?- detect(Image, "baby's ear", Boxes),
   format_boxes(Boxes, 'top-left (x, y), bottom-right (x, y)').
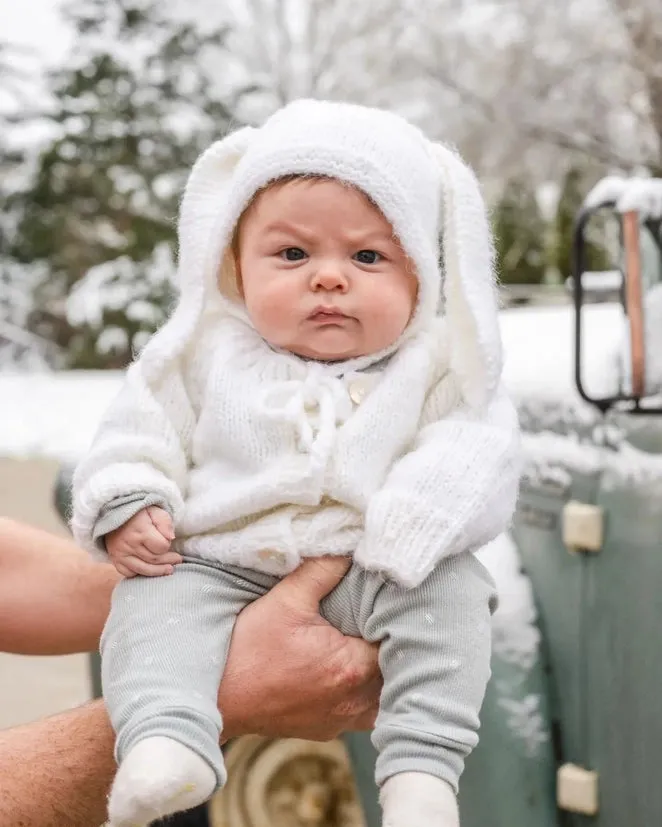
top-left (427, 141), bottom-right (502, 409)
top-left (218, 247), bottom-right (243, 302)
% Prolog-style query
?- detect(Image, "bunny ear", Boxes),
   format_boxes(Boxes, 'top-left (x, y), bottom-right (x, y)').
top-left (177, 126), bottom-right (257, 292)
top-left (428, 142), bottom-right (502, 408)
top-left (140, 127), bottom-right (257, 381)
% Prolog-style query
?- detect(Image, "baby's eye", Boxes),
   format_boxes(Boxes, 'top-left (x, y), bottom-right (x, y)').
top-left (354, 250), bottom-right (381, 265)
top-left (280, 247), bottom-right (307, 261)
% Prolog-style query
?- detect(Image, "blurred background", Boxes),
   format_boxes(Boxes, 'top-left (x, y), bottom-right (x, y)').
top-left (0, 0), bottom-right (660, 734)
top-left (2, 0), bottom-right (661, 376)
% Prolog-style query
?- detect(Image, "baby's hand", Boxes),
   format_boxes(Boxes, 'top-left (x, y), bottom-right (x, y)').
top-left (106, 506), bottom-right (182, 578)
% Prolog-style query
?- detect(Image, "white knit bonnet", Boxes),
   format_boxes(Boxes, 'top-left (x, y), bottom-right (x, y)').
top-left (141, 99), bottom-right (502, 408)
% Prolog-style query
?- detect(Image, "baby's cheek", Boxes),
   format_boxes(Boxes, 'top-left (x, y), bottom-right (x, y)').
top-left (363, 291), bottom-right (413, 348)
top-left (394, 280), bottom-right (417, 323)
top-left (248, 288), bottom-right (296, 338)
top-left (380, 286), bottom-right (413, 325)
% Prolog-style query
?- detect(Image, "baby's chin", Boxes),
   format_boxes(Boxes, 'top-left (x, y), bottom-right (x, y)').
top-left (269, 329), bottom-right (367, 362)
top-left (282, 332), bottom-right (402, 363)
top-left (288, 344), bottom-right (366, 362)
top-left (263, 326), bottom-right (404, 362)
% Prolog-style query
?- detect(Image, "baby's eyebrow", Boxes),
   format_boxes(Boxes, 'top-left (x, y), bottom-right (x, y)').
top-left (261, 221), bottom-right (309, 237)
top-left (259, 222), bottom-right (396, 247)
top-left (351, 231), bottom-right (395, 245)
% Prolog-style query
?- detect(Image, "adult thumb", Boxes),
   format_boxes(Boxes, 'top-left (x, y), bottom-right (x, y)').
top-left (274, 556), bottom-right (351, 612)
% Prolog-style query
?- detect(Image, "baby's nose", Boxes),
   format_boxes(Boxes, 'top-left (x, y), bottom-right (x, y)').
top-left (311, 263), bottom-right (349, 291)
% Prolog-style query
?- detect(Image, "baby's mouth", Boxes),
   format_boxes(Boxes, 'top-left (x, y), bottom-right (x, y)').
top-left (308, 307), bottom-right (351, 323)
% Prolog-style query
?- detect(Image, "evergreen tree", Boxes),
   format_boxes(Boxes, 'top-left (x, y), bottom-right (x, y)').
top-left (8, 0), bottom-right (238, 368)
top-left (0, 42), bottom-right (56, 368)
top-left (552, 167), bottom-right (609, 281)
top-left (492, 177), bottom-right (547, 285)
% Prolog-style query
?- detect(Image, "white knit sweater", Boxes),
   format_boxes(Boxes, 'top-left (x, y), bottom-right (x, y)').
top-left (72, 311), bottom-right (520, 588)
top-left (72, 100), bottom-right (522, 588)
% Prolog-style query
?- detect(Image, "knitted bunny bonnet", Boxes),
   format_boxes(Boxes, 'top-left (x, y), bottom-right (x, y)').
top-left (140, 99), bottom-right (501, 408)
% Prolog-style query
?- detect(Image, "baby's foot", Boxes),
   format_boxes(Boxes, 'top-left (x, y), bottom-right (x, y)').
top-left (380, 772), bottom-right (459, 827)
top-left (107, 736), bottom-right (217, 827)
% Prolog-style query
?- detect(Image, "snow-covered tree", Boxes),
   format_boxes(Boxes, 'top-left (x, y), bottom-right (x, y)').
top-left (215, 0), bottom-right (409, 123)
top-left (493, 178), bottom-right (547, 285)
top-left (402, 0), bottom-right (662, 182)
top-left (0, 42), bottom-right (58, 369)
top-left (552, 168), bottom-right (611, 282)
top-left (0, 260), bottom-right (59, 369)
top-left (65, 241), bottom-right (176, 367)
top-left (8, 0), bottom-right (238, 368)
top-left (607, 0), bottom-right (662, 168)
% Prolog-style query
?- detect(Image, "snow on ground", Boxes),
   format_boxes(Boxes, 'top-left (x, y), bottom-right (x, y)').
top-left (0, 371), bottom-right (122, 461)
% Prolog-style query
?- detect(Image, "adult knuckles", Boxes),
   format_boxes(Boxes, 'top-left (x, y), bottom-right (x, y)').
top-left (331, 695), bottom-right (365, 721)
top-left (327, 648), bottom-right (370, 692)
top-left (342, 659), bottom-right (370, 690)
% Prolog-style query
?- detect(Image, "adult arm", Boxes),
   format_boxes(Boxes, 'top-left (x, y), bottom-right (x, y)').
top-left (0, 523), bottom-right (380, 826)
top-left (0, 699), bottom-right (115, 827)
top-left (0, 518), bottom-right (119, 655)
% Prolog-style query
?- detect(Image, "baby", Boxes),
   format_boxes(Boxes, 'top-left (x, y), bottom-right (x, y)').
top-left (72, 99), bottom-right (521, 827)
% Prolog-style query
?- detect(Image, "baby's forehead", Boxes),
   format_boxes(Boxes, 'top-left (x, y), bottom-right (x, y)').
top-left (239, 175), bottom-right (390, 229)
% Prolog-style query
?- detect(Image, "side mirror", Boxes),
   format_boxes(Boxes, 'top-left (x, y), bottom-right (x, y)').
top-left (573, 188), bottom-right (662, 413)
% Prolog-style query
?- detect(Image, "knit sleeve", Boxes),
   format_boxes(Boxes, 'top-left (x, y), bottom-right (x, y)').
top-left (355, 382), bottom-right (522, 588)
top-left (92, 491), bottom-right (172, 549)
top-left (70, 360), bottom-right (196, 558)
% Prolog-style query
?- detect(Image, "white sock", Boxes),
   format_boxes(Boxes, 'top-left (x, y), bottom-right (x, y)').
top-left (107, 736), bottom-right (217, 827)
top-left (380, 772), bottom-right (460, 827)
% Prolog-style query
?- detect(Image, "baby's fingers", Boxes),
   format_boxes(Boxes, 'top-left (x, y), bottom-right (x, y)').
top-left (142, 526), bottom-right (173, 555)
top-left (119, 555), bottom-right (177, 578)
top-left (147, 506), bottom-right (175, 541)
top-left (115, 561), bottom-right (138, 578)
top-left (154, 550), bottom-right (182, 566)
top-left (130, 547), bottom-right (183, 566)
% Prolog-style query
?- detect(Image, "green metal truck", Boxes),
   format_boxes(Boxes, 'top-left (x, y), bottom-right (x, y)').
top-left (53, 175), bottom-right (662, 826)
top-left (459, 174), bottom-right (662, 827)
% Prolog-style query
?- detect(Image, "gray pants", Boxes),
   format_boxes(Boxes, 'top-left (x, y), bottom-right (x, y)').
top-left (101, 554), bottom-right (495, 792)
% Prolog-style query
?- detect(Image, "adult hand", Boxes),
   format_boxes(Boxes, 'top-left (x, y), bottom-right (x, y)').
top-left (219, 556), bottom-right (381, 741)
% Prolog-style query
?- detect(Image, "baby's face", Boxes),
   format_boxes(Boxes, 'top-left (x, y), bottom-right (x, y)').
top-left (235, 178), bottom-right (417, 361)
